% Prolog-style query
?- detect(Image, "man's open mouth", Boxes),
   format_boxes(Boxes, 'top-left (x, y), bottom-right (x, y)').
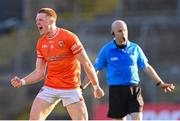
top-left (39, 27), bottom-right (43, 30)
top-left (123, 37), bottom-right (126, 41)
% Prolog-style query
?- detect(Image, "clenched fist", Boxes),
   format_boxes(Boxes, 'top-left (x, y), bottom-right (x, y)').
top-left (93, 85), bottom-right (105, 99)
top-left (11, 76), bottom-right (23, 88)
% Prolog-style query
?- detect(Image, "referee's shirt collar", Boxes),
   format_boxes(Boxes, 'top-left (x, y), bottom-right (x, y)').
top-left (113, 38), bottom-right (130, 49)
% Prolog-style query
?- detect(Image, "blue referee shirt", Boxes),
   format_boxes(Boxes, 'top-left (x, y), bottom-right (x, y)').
top-left (94, 39), bottom-right (149, 85)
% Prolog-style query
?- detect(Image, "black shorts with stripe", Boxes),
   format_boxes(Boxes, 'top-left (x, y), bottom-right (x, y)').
top-left (107, 85), bottom-right (144, 119)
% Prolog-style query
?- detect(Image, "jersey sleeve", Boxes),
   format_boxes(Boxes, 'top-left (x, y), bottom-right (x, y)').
top-left (36, 39), bottom-right (44, 59)
top-left (66, 32), bottom-right (84, 55)
top-left (94, 46), bottom-right (107, 71)
top-left (137, 45), bottom-right (148, 69)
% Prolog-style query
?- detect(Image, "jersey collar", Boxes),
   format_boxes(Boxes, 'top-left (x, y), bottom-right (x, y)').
top-left (112, 38), bottom-right (130, 49)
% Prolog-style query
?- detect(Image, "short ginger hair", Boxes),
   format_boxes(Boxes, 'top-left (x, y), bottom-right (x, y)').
top-left (38, 8), bottom-right (57, 20)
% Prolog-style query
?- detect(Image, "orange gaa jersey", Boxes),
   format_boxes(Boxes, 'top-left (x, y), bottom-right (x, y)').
top-left (36, 28), bottom-right (84, 89)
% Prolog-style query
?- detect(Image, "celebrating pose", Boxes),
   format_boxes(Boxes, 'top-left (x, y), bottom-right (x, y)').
top-left (11, 8), bottom-right (104, 120)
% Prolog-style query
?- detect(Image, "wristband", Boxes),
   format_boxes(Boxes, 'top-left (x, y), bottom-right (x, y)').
top-left (93, 85), bottom-right (99, 90)
top-left (21, 79), bottom-right (26, 86)
top-left (156, 81), bottom-right (161, 86)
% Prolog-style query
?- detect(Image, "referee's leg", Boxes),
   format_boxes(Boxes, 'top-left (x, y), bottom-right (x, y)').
top-left (130, 112), bottom-right (143, 120)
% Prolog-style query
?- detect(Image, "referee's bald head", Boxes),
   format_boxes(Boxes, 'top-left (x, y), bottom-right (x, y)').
top-left (111, 20), bottom-right (127, 33)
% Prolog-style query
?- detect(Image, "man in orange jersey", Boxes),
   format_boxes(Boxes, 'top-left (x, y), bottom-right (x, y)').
top-left (10, 8), bottom-right (104, 120)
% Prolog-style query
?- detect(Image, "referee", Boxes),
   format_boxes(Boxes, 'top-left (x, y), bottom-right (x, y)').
top-left (94, 20), bottom-right (175, 120)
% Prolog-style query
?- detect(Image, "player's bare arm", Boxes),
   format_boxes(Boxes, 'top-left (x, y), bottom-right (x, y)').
top-left (81, 70), bottom-right (100, 90)
top-left (76, 50), bottom-right (104, 99)
top-left (11, 58), bottom-right (47, 88)
top-left (144, 64), bottom-right (175, 92)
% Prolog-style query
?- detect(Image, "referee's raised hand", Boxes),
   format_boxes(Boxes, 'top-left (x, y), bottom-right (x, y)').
top-left (158, 82), bottom-right (175, 93)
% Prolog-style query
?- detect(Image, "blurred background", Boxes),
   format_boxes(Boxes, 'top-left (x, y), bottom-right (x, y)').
top-left (0, 0), bottom-right (180, 120)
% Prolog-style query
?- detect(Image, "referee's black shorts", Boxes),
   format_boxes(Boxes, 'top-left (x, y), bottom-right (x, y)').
top-left (107, 85), bottom-right (144, 119)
